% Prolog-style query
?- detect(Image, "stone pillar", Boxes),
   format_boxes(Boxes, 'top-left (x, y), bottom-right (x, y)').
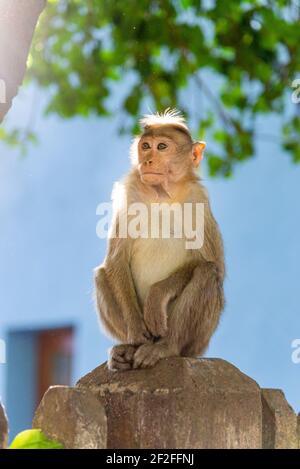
top-left (261, 388), bottom-right (298, 449)
top-left (77, 357), bottom-right (262, 449)
top-left (0, 401), bottom-right (8, 449)
top-left (33, 386), bottom-right (107, 449)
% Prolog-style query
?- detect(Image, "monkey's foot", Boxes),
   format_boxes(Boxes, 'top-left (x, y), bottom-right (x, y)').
top-left (108, 344), bottom-right (137, 371)
top-left (133, 342), bottom-right (177, 369)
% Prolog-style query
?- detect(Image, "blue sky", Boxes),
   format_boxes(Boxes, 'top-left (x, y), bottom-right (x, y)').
top-left (0, 84), bottom-right (299, 421)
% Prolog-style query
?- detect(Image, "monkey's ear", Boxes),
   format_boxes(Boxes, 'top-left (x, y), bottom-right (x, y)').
top-left (192, 141), bottom-right (206, 167)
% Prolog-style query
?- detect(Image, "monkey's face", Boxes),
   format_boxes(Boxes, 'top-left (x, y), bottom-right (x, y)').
top-left (138, 135), bottom-right (174, 185)
top-left (137, 129), bottom-right (192, 186)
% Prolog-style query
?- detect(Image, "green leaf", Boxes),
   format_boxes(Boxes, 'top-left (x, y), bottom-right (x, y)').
top-left (9, 429), bottom-right (64, 449)
top-left (180, 0), bottom-right (191, 10)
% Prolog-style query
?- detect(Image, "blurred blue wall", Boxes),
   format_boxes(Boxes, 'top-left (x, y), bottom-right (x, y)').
top-left (6, 331), bottom-right (37, 438)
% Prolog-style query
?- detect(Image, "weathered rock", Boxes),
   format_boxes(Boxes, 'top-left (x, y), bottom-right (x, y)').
top-left (0, 401), bottom-right (8, 449)
top-left (33, 386), bottom-right (107, 449)
top-left (261, 389), bottom-right (298, 449)
top-left (77, 357), bottom-right (262, 449)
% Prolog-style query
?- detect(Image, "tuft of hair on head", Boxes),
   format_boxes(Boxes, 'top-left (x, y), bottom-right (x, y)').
top-left (139, 108), bottom-right (189, 132)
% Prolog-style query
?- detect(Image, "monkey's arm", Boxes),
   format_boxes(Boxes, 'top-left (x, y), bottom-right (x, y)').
top-left (95, 235), bottom-right (152, 345)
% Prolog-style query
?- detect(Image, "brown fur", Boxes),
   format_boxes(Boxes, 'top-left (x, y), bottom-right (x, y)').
top-left (94, 110), bottom-right (225, 370)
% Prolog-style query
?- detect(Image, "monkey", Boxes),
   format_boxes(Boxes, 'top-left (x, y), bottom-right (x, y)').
top-left (94, 109), bottom-right (225, 370)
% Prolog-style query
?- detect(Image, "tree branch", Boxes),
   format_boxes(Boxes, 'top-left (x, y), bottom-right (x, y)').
top-left (193, 74), bottom-right (237, 131)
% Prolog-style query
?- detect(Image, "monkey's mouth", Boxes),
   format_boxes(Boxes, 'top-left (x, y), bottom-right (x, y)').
top-left (142, 171), bottom-right (164, 176)
top-left (141, 172), bottom-right (165, 186)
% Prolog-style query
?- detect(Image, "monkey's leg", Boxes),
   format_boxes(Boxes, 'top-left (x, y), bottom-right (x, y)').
top-left (95, 267), bottom-right (128, 342)
top-left (95, 269), bottom-right (143, 370)
top-left (95, 262), bottom-right (153, 346)
top-left (108, 344), bottom-right (138, 371)
top-left (143, 262), bottom-right (196, 338)
top-left (171, 262), bottom-right (224, 357)
top-left (133, 262), bottom-right (224, 369)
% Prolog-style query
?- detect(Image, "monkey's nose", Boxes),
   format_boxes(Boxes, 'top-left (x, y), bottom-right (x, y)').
top-left (145, 159), bottom-right (153, 165)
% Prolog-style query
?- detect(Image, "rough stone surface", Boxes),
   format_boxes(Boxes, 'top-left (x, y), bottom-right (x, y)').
top-left (77, 357), bottom-right (262, 449)
top-left (261, 388), bottom-right (298, 449)
top-left (33, 386), bottom-right (107, 449)
top-left (0, 401), bottom-right (8, 449)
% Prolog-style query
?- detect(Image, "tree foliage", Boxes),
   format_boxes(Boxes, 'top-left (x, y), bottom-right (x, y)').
top-left (3, 0), bottom-right (300, 176)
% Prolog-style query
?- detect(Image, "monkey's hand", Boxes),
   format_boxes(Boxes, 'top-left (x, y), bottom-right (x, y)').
top-left (108, 344), bottom-right (137, 371)
top-left (133, 341), bottom-right (178, 369)
top-left (127, 317), bottom-right (154, 345)
top-left (143, 285), bottom-right (169, 339)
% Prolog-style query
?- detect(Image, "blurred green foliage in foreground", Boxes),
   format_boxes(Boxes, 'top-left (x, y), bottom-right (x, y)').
top-left (9, 429), bottom-right (64, 449)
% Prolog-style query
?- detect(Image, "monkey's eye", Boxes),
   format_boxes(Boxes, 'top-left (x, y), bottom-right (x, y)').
top-left (142, 142), bottom-right (151, 150)
top-left (157, 142), bottom-right (167, 150)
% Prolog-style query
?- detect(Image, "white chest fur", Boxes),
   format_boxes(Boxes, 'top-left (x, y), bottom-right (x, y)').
top-left (130, 236), bottom-right (188, 305)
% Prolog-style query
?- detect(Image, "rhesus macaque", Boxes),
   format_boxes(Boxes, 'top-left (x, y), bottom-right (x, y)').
top-left (95, 109), bottom-right (225, 370)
